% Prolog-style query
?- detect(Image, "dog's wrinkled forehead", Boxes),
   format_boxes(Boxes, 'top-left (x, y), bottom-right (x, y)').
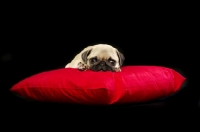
top-left (88, 45), bottom-right (118, 60)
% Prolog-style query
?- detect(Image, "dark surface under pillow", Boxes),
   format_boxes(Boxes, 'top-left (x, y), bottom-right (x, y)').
top-left (5, 81), bottom-right (199, 125)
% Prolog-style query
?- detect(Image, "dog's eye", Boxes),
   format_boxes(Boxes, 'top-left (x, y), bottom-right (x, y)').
top-left (90, 58), bottom-right (97, 63)
top-left (108, 59), bottom-right (116, 65)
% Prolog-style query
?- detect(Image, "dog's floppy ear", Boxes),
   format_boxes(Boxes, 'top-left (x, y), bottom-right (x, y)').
top-left (81, 49), bottom-right (92, 63)
top-left (116, 50), bottom-right (125, 66)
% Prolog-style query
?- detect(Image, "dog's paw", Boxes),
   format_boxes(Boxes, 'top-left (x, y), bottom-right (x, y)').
top-left (114, 67), bottom-right (121, 72)
top-left (78, 62), bottom-right (89, 71)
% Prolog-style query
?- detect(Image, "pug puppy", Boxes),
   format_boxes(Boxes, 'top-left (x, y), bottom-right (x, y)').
top-left (65, 44), bottom-right (125, 72)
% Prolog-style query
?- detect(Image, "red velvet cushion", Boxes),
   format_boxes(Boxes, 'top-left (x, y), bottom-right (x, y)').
top-left (10, 66), bottom-right (186, 105)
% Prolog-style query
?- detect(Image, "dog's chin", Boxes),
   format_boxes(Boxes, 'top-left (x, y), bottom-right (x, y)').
top-left (90, 65), bottom-right (115, 72)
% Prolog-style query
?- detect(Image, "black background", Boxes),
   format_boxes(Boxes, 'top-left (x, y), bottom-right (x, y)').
top-left (1, 4), bottom-right (199, 130)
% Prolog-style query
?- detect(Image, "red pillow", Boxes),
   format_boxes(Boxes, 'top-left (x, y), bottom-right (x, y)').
top-left (10, 66), bottom-right (186, 105)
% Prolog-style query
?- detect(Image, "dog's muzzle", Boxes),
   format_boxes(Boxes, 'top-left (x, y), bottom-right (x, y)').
top-left (91, 61), bottom-right (114, 71)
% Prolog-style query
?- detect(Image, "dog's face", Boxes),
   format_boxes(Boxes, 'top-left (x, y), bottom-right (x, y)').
top-left (81, 44), bottom-right (125, 72)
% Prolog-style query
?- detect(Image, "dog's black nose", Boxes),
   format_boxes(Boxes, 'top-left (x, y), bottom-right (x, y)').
top-left (100, 61), bottom-right (106, 66)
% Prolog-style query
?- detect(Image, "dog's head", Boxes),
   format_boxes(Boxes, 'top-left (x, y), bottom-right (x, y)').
top-left (81, 44), bottom-right (125, 72)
